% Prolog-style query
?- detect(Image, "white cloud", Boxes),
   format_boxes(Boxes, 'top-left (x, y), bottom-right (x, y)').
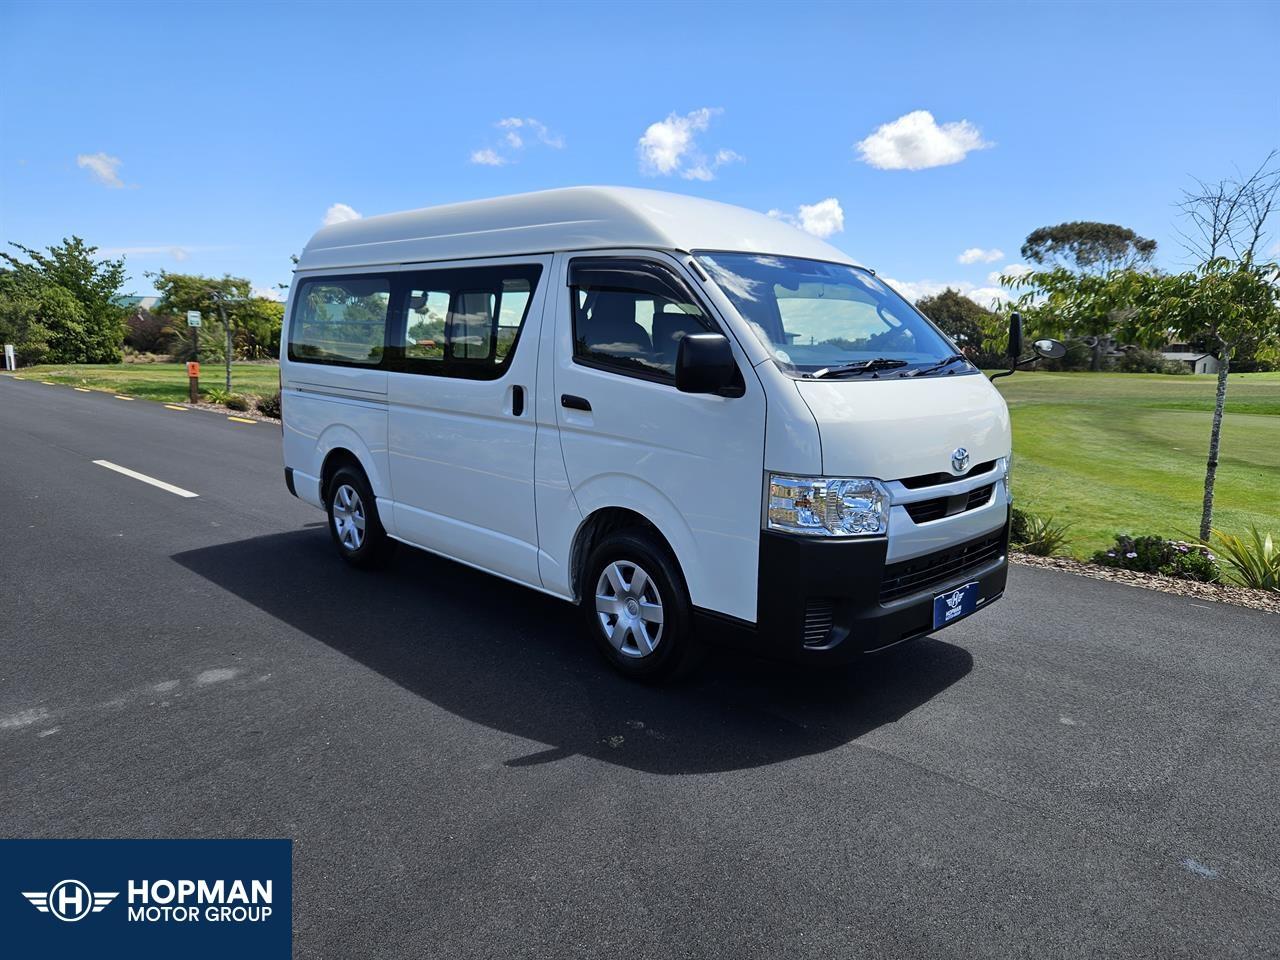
top-left (855, 110), bottom-right (992, 171)
top-left (638, 108), bottom-right (742, 180)
top-left (323, 203), bottom-right (361, 226)
top-left (881, 276), bottom-right (1011, 310)
top-left (958, 247), bottom-right (1003, 264)
top-left (252, 285), bottom-right (284, 302)
top-left (471, 117), bottom-right (564, 166)
top-left (768, 197), bottom-right (845, 239)
top-left (469, 148), bottom-right (507, 167)
top-left (77, 152), bottom-right (125, 188)
top-left (99, 245), bottom-right (190, 261)
top-left (986, 263), bottom-right (1033, 286)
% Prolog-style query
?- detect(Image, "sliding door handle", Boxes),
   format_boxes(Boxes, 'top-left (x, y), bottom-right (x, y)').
top-left (560, 394), bottom-right (591, 412)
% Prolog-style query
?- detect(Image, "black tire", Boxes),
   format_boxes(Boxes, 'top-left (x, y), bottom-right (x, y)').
top-left (326, 465), bottom-right (394, 569)
top-left (582, 529), bottom-right (699, 682)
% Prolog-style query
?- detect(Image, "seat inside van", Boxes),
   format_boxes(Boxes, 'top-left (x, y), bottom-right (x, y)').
top-left (582, 292), bottom-right (652, 358)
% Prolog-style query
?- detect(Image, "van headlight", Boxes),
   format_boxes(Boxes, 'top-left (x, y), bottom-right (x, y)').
top-left (1000, 455), bottom-right (1012, 501)
top-left (767, 475), bottom-right (890, 537)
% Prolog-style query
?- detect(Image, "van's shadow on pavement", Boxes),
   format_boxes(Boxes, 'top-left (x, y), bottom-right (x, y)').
top-left (173, 529), bottom-right (972, 775)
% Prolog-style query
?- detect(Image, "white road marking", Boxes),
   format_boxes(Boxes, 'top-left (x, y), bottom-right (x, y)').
top-left (92, 459), bottom-right (198, 498)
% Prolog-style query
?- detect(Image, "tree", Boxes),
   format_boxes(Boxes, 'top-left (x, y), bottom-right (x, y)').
top-left (1159, 153), bottom-right (1280, 538)
top-left (150, 271), bottom-right (284, 386)
top-left (1020, 222), bottom-right (1159, 370)
top-left (915, 288), bottom-right (1005, 366)
top-left (1021, 222), bottom-right (1158, 274)
top-left (0, 237), bottom-right (128, 362)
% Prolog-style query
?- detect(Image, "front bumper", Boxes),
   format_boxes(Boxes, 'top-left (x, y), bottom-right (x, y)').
top-left (702, 519), bottom-right (1009, 662)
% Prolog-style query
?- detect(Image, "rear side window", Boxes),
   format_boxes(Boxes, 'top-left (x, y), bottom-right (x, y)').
top-left (568, 258), bottom-right (715, 382)
top-left (392, 265), bottom-right (541, 379)
top-left (289, 277), bottom-right (390, 366)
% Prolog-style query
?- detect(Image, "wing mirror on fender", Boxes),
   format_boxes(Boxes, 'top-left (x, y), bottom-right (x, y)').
top-left (990, 312), bottom-right (1067, 381)
top-left (1032, 338), bottom-right (1067, 359)
top-left (676, 333), bottom-right (743, 396)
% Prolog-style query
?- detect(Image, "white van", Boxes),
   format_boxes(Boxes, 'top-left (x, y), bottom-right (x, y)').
top-left (280, 187), bottom-right (1030, 680)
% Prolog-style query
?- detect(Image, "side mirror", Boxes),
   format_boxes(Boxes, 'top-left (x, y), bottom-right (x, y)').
top-left (1032, 338), bottom-right (1067, 360)
top-left (676, 333), bottom-right (738, 395)
top-left (1007, 311), bottom-right (1024, 360)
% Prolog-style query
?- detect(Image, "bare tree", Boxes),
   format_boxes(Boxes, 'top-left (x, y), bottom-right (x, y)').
top-left (1176, 151), bottom-right (1280, 539)
top-left (1178, 150), bottom-right (1280, 263)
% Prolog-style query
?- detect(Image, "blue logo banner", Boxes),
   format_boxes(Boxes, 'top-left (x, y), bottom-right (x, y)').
top-left (0, 839), bottom-right (292, 960)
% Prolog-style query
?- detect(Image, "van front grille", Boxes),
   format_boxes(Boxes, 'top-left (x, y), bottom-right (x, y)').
top-left (879, 529), bottom-right (1006, 604)
top-left (904, 484), bottom-right (994, 525)
top-left (898, 460), bottom-right (996, 490)
top-left (802, 599), bottom-right (835, 647)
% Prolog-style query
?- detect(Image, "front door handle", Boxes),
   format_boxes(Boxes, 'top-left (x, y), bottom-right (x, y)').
top-left (561, 394), bottom-right (591, 412)
top-left (511, 385), bottom-right (525, 417)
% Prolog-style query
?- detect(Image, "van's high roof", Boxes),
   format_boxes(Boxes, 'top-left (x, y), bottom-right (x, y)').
top-left (297, 186), bottom-right (861, 272)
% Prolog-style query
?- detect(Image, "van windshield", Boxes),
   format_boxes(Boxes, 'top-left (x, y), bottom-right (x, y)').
top-left (696, 252), bottom-right (962, 377)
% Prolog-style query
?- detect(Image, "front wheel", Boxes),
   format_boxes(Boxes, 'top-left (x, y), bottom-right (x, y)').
top-left (582, 530), bottom-right (699, 681)
top-left (326, 466), bottom-right (393, 569)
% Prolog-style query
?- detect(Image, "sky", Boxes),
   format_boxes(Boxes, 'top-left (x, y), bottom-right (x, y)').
top-left (2, 0), bottom-right (1277, 304)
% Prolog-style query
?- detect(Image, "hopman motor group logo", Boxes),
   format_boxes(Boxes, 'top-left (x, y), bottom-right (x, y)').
top-left (22, 877), bottom-right (274, 924)
top-left (23, 880), bottom-right (117, 921)
top-left (3, 839), bottom-right (291, 959)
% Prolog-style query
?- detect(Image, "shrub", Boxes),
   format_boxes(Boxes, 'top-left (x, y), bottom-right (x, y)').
top-left (1014, 512), bottom-right (1073, 556)
top-left (124, 308), bottom-right (171, 354)
top-left (1115, 347), bottom-right (1189, 375)
top-left (1209, 527), bottom-right (1279, 591)
top-left (255, 391), bottom-right (281, 419)
top-left (224, 393), bottom-right (252, 412)
top-left (1010, 507), bottom-right (1030, 545)
top-left (203, 386), bottom-right (231, 405)
top-left (1092, 534), bottom-right (1220, 582)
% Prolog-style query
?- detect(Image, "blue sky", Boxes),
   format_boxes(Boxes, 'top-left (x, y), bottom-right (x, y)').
top-left (2, 0), bottom-right (1277, 303)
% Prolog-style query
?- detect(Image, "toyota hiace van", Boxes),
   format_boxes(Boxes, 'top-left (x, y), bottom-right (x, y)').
top-left (280, 187), bottom-right (1024, 679)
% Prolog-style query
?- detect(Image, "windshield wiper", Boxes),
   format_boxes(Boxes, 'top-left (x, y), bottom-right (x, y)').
top-left (908, 354), bottom-right (970, 377)
top-left (809, 358), bottom-right (909, 379)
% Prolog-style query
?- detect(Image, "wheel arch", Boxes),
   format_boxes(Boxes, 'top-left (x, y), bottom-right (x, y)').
top-left (569, 506), bottom-right (689, 605)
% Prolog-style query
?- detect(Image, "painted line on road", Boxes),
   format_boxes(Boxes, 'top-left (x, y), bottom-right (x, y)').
top-left (114, 395), bottom-right (134, 401)
top-left (41, 380), bottom-right (57, 385)
top-left (92, 460), bottom-right (199, 498)
top-left (164, 404), bottom-right (187, 411)
top-left (74, 387), bottom-right (91, 392)
top-left (227, 416), bottom-right (256, 424)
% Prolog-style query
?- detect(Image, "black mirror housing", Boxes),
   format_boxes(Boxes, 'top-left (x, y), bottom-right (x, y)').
top-left (1007, 312), bottom-right (1024, 360)
top-left (676, 333), bottom-right (738, 395)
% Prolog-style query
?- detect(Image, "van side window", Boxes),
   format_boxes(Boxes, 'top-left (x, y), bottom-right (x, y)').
top-left (568, 259), bottom-right (715, 382)
top-left (289, 276), bottom-right (391, 366)
top-left (392, 266), bottom-right (540, 379)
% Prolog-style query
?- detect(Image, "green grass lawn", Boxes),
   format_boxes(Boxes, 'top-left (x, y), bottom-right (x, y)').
top-left (995, 371), bottom-right (1280, 557)
top-left (12, 361), bottom-right (280, 402)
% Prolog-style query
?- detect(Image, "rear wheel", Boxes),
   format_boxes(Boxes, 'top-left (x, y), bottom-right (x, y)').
top-left (583, 530), bottom-right (698, 681)
top-left (326, 466), bottom-right (393, 568)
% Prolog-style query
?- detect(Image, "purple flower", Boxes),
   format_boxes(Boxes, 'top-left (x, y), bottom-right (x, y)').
top-left (1125, 551), bottom-right (1138, 559)
top-left (1107, 551), bottom-right (1116, 557)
